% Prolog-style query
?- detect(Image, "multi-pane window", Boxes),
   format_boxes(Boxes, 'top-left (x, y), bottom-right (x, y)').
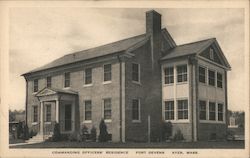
top-left (164, 67), bottom-right (174, 84)
top-left (104, 98), bottom-right (111, 120)
top-left (199, 66), bottom-right (206, 83)
top-left (33, 79), bottom-right (38, 92)
top-left (177, 100), bottom-right (188, 119)
top-left (132, 63), bottom-right (140, 82)
top-left (33, 106), bottom-right (38, 122)
top-left (104, 64), bottom-right (112, 82)
top-left (199, 100), bottom-right (207, 120)
top-left (218, 103), bottom-right (224, 121)
top-left (209, 48), bottom-right (214, 60)
top-left (85, 100), bottom-right (92, 121)
top-left (164, 101), bottom-right (174, 120)
top-left (208, 70), bottom-right (215, 86)
top-left (47, 76), bottom-right (52, 88)
top-left (177, 65), bottom-right (187, 83)
top-left (132, 99), bottom-right (140, 121)
top-left (85, 68), bottom-right (92, 85)
top-left (45, 104), bottom-right (51, 122)
top-left (217, 72), bottom-right (223, 88)
top-left (64, 72), bottom-right (70, 87)
top-left (209, 102), bottom-right (216, 120)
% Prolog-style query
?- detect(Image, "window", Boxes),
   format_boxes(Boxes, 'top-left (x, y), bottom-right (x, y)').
top-left (64, 72), bottom-right (70, 88)
top-left (209, 102), bottom-right (216, 120)
top-left (217, 72), bottom-right (223, 88)
top-left (47, 76), bottom-right (52, 88)
top-left (45, 104), bottom-right (51, 122)
top-left (208, 70), bottom-right (215, 86)
top-left (85, 68), bottom-right (92, 85)
top-left (177, 100), bottom-right (188, 119)
top-left (104, 64), bottom-right (112, 82)
top-left (164, 67), bottom-right (174, 84)
top-left (132, 63), bottom-right (140, 82)
top-left (132, 99), bottom-right (140, 121)
top-left (177, 65), bottom-right (187, 83)
top-left (85, 100), bottom-right (92, 121)
top-left (199, 66), bottom-right (206, 83)
top-left (199, 100), bottom-right (207, 120)
top-left (218, 103), bottom-right (224, 121)
top-left (164, 101), bottom-right (174, 120)
top-left (209, 48), bottom-right (214, 60)
top-left (33, 106), bottom-right (38, 122)
top-left (33, 79), bottom-right (38, 92)
top-left (104, 98), bottom-right (111, 120)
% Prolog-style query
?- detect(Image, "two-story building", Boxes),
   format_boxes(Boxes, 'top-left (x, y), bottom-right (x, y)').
top-left (22, 10), bottom-right (231, 142)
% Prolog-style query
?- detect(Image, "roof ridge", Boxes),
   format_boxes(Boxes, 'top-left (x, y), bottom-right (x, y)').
top-left (176, 38), bottom-right (215, 47)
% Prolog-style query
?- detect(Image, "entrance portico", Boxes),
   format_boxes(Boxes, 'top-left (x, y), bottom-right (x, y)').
top-left (35, 87), bottom-right (78, 137)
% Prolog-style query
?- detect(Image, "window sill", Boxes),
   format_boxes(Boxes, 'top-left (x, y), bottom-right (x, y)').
top-left (44, 122), bottom-right (51, 124)
top-left (163, 83), bottom-right (174, 87)
top-left (132, 81), bottom-right (141, 85)
top-left (83, 84), bottom-right (93, 87)
top-left (164, 120), bottom-right (190, 123)
top-left (176, 81), bottom-right (188, 85)
top-left (199, 120), bottom-right (225, 124)
top-left (104, 119), bottom-right (112, 123)
top-left (63, 87), bottom-right (71, 89)
top-left (132, 120), bottom-right (141, 123)
top-left (32, 92), bottom-right (38, 95)
top-left (31, 122), bottom-right (38, 125)
top-left (103, 81), bottom-right (112, 85)
top-left (83, 120), bottom-right (92, 124)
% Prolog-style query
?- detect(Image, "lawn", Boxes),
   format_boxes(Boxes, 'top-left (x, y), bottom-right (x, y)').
top-left (10, 140), bottom-right (244, 149)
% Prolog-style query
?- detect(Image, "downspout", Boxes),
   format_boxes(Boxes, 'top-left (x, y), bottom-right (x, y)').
top-left (117, 55), bottom-right (122, 142)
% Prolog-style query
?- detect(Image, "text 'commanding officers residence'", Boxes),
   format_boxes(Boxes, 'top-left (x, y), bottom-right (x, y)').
top-left (22, 10), bottom-right (231, 142)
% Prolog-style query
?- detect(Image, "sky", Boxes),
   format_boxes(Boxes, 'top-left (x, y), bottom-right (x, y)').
top-left (9, 8), bottom-right (245, 111)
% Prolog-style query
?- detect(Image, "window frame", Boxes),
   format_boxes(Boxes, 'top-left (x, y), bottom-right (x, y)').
top-left (84, 68), bottom-right (92, 85)
top-left (45, 104), bottom-right (51, 122)
top-left (199, 100), bottom-right (207, 120)
top-left (46, 76), bottom-right (52, 88)
top-left (64, 72), bottom-right (70, 88)
top-left (209, 102), bottom-right (216, 121)
top-left (103, 98), bottom-right (112, 121)
top-left (84, 100), bottom-right (92, 122)
top-left (217, 103), bottom-right (224, 121)
top-left (132, 63), bottom-right (140, 83)
top-left (199, 66), bottom-right (206, 84)
top-left (103, 64), bottom-right (112, 83)
top-left (33, 106), bottom-right (38, 123)
top-left (177, 64), bottom-right (188, 83)
top-left (208, 69), bottom-right (216, 86)
top-left (164, 67), bottom-right (174, 85)
top-left (132, 99), bottom-right (141, 122)
top-left (33, 79), bottom-right (38, 93)
top-left (177, 99), bottom-right (188, 120)
top-left (164, 100), bottom-right (175, 121)
top-left (217, 72), bottom-right (223, 88)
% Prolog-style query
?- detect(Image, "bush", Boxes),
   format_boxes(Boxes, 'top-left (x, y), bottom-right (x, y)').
top-left (162, 121), bottom-right (172, 141)
top-left (90, 126), bottom-right (97, 142)
top-left (22, 124), bottom-right (29, 140)
top-left (173, 130), bottom-right (184, 141)
top-left (69, 131), bottom-right (81, 142)
top-left (52, 123), bottom-right (61, 141)
top-left (81, 125), bottom-right (89, 141)
top-left (29, 129), bottom-right (37, 138)
top-left (98, 119), bottom-right (109, 142)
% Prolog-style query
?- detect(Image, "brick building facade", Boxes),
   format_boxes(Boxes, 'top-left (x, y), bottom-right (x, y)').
top-left (22, 10), bottom-right (231, 142)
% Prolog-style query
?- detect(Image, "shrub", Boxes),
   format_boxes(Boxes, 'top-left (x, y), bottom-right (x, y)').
top-left (98, 119), bottom-right (109, 142)
top-left (173, 129), bottom-right (184, 141)
top-left (69, 131), bottom-right (81, 142)
top-left (81, 125), bottom-right (89, 141)
top-left (162, 121), bottom-right (172, 141)
top-left (29, 129), bottom-right (37, 138)
top-left (52, 123), bottom-right (61, 141)
top-left (90, 126), bottom-right (97, 142)
top-left (22, 124), bottom-right (29, 140)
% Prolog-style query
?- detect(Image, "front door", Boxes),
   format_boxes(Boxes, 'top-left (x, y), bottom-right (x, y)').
top-left (64, 104), bottom-right (72, 131)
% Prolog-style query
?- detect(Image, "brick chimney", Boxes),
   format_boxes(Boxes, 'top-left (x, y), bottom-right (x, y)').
top-left (146, 10), bottom-right (162, 69)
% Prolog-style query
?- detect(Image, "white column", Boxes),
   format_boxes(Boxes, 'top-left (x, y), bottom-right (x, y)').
top-left (40, 101), bottom-right (43, 135)
top-left (55, 99), bottom-right (59, 123)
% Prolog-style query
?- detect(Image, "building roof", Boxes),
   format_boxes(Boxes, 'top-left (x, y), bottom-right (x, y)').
top-left (23, 34), bottom-right (147, 75)
top-left (161, 38), bottom-right (215, 60)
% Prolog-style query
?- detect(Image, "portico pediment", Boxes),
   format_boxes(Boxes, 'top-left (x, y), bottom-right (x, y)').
top-left (35, 88), bottom-right (57, 97)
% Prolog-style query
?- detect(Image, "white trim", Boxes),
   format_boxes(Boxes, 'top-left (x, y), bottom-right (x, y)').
top-left (83, 120), bottom-right (92, 124)
top-left (176, 98), bottom-right (189, 121)
top-left (83, 84), bottom-right (93, 87)
top-left (163, 99), bottom-right (175, 121)
top-left (31, 122), bottom-right (38, 125)
top-left (102, 81), bottom-right (112, 85)
top-left (103, 63), bottom-right (112, 82)
top-left (132, 62), bottom-right (141, 84)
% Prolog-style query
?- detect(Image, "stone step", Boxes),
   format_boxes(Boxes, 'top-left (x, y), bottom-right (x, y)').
top-left (26, 134), bottom-right (52, 143)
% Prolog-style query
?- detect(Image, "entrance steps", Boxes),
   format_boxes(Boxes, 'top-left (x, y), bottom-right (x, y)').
top-left (26, 134), bottom-right (52, 143)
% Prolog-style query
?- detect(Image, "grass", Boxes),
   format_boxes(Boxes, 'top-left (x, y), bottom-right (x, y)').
top-left (10, 140), bottom-right (244, 149)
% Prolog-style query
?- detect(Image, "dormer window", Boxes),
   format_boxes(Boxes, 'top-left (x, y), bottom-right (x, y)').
top-left (209, 48), bottom-right (214, 60)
